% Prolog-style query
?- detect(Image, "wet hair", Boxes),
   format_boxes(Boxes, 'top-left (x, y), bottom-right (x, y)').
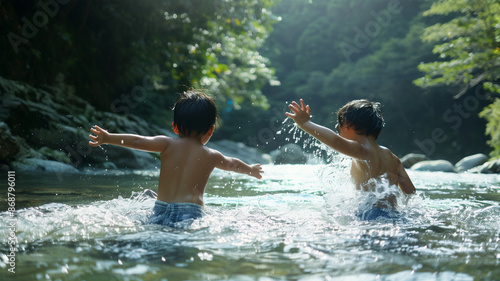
top-left (173, 89), bottom-right (218, 136)
top-left (337, 99), bottom-right (385, 139)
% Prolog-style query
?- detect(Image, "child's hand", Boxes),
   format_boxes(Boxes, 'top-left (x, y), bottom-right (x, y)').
top-left (88, 125), bottom-right (109, 147)
top-left (285, 99), bottom-right (311, 126)
top-left (250, 164), bottom-right (264, 179)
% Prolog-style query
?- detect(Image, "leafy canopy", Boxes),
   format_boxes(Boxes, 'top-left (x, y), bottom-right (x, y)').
top-left (0, 0), bottom-right (279, 111)
top-left (414, 0), bottom-right (500, 158)
top-left (414, 0), bottom-right (500, 97)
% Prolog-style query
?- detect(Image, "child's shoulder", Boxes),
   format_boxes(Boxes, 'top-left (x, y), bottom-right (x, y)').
top-left (377, 145), bottom-right (401, 162)
top-left (378, 144), bottom-right (393, 154)
top-left (203, 146), bottom-right (230, 160)
top-left (155, 135), bottom-right (173, 143)
top-left (203, 145), bottom-right (222, 155)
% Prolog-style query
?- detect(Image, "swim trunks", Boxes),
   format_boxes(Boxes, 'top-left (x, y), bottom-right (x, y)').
top-left (357, 206), bottom-right (403, 221)
top-left (357, 206), bottom-right (392, 220)
top-left (149, 200), bottom-right (204, 228)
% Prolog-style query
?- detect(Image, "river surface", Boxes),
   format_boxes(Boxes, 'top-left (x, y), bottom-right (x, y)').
top-left (1, 164), bottom-right (500, 280)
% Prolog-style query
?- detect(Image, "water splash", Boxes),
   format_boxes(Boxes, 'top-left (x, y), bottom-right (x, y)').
top-left (1, 167), bottom-right (499, 280)
top-left (281, 117), bottom-right (341, 164)
top-left (0, 190), bottom-right (159, 247)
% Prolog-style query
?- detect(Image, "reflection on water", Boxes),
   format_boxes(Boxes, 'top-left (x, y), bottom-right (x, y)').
top-left (1, 164), bottom-right (500, 280)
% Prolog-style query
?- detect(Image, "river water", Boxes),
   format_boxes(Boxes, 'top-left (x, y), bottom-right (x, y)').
top-left (1, 163), bottom-right (499, 280)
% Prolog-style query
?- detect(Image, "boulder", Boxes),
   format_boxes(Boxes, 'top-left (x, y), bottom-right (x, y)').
top-left (37, 146), bottom-right (72, 164)
top-left (410, 160), bottom-right (457, 173)
top-left (207, 140), bottom-right (271, 165)
top-left (0, 122), bottom-right (20, 161)
top-left (0, 76), bottom-right (176, 170)
top-left (11, 158), bottom-right (79, 174)
top-left (271, 143), bottom-right (308, 164)
top-left (401, 153), bottom-right (428, 168)
top-left (455, 153), bottom-right (489, 172)
top-left (469, 159), bottom-right (500, 174)
top-left (86, 145), bottom-right (160, 170)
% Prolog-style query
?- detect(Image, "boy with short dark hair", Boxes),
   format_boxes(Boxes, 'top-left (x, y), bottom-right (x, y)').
top-left (89, 90), bottom-right (263, 227)
top-left (286, 99), bottom-right (415, 219)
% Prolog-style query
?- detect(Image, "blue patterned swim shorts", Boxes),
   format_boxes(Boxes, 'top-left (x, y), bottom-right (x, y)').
top-left (149, 200), bottom-right (204, 228)
top-left (356, 206), bottom-right (401, 221)
top-left (357, 207), bottom-right (391, 220)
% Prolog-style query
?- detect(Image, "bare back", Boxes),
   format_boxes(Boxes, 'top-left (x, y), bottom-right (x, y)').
top-left (158, 138), bottom-right (217, 206)
top-left (351, 145), bottom-right (399, 189)
top-left (89, 124), bottom-right (262, 207)
top-left (350, 140), bottom-right (415, 196)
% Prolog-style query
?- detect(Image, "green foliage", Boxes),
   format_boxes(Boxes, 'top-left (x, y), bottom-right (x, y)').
top-left (0, 0), bottom-right (278, 119)
top-left (414, 0), bottom-right (500, 94)
top-left (224, 0), bottom-right (489, 160)
top-left (254, 0), bottom-right (458, 156)
top-left (480, 99), bottom-right (500, 158)
top-left (414, 0), bottom-right (500, 157)
top-left (2, 0), bottom-right (495, 160)
top-left (164, 0), bottom-right (280, 109)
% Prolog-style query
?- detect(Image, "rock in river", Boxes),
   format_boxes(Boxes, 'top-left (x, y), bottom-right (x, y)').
top-left (401, 153), bottom-right (428, 168)
top-left (410, 159), bottom-right (457, 173)
top-left (455, 153), bottom-right (488, 172)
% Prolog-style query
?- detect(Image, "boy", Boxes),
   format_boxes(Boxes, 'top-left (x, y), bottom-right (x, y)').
top-left (89, 90), bottom-right (263, 227)
top-left (286, 99), bottom-right (415, 219)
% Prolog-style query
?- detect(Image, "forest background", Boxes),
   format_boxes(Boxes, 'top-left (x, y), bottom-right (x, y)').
top-left (1, 0), bottom-right (499, 164)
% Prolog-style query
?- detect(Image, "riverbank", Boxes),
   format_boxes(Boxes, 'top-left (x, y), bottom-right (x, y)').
top-left (1, 76), bottom-right (497, 174)
top-left (0, 76), bottom-right (271, 173)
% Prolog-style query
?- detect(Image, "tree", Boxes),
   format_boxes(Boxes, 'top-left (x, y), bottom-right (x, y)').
top-left (0, 0), bottom-right (278, 116)
top-left (258, 0), bottom-right (454, 157)
top-left (414, 0), bottom-right (500, 157)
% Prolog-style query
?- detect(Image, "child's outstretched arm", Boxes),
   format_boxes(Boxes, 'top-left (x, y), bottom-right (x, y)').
top-left (212, 151), bottom-right (263, 179)
top-left (397, 160), bottom-right (416, 194)
top-left (88, 125), bottom-right (169, 153)
top-left (286, 99), bottom-right (366, 159)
